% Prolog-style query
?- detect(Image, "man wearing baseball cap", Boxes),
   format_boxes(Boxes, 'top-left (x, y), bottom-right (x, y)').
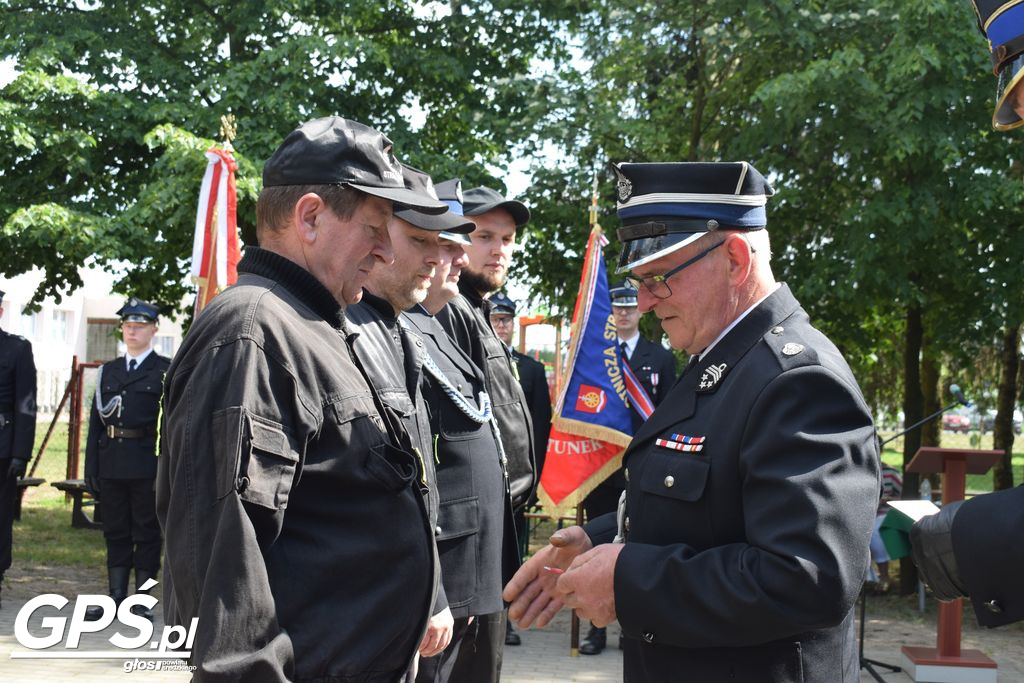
top-left (159, 117), bottom-right (446, 681)
top-left (347, 165), bottom-right (476, 673)
top-left (505, 161), bottom-right (879, 681)
top-left (389, 178), bottom-right (520, 683)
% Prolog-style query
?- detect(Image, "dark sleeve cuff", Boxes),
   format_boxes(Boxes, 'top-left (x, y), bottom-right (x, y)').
top-left (582, 511), bottom-right (617, 545)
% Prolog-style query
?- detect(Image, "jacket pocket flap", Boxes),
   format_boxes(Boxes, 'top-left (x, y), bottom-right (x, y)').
top-left (639, 454), bottom-right (710, 502)
top-left (436, 496), bottom-right (479, 541)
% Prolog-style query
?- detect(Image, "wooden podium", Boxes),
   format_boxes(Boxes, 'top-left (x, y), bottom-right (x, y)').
top-left (900, 447), bottom-right (1002, 683)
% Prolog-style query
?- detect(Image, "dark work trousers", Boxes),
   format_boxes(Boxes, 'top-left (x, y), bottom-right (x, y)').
top-left (0, 463), bottom-right (16, 578)
top-left (100, 478), bottom-right (160, 572)
top-left (417, 611), bottom-right (505, 683)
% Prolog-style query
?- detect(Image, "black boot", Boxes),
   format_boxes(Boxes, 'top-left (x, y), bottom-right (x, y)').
top-left (579, 624), bottom-right (606, 655)
top-left (85, 566), bottom-right (130, 621)
top-left (505, 616), bottom-right (521, 646)
top-left (130, 569), bottom-right (156, 621)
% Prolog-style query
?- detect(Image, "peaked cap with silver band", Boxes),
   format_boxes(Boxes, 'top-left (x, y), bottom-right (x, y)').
top-left (435, 179), bottom-right (473, 246)
top-left (971, 0), bottom-right (1024, 130)
top-left (612, 161), bottom-right (775, 272)
top-left (117, 298), bottom-right (159, 323)
top-left (609, 282), bottom-right (639, 307)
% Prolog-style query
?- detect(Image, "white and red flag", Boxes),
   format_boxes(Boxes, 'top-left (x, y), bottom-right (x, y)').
top-left (190, 147), bottom-right (240, 315)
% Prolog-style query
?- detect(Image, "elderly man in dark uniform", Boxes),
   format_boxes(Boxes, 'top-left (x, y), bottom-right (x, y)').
top-left (505, 161), bottom-right (880, 682)
top-left (575, 282), bottom-right (677, 654)
top-left (83, 298), bottom-right (168, 621)
top-left (406, 180), bottom-right (521, 683)
top-left (158, 117), bottom-right (448, 681)
top-left (909, 0), bottom-right (1024, 629)
top-left (0, 290), bottom-right (36, 609)
top-left (487, 291), bottom-right (551, 647)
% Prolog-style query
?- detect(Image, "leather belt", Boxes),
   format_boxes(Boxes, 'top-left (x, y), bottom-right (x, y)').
top-left (106, 425), bottom-right (156, 439)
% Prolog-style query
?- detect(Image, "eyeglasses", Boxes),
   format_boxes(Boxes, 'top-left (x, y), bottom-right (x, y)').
top-left (490, 316), bottom-right (514, 327)
top-left (625, 240), bottom-right (726, 300)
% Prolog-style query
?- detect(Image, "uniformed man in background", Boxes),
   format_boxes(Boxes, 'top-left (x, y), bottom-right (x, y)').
top-left (505, 161), bottom-right (880, 682)
top-left (0, 289), bottom-right (36, 609)
top-left (83, 299), bottom-right (168, 621)
top-left (574, 282), bottom-right (677, 655)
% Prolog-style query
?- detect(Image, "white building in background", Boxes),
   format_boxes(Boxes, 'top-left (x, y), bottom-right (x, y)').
top-left (0, 266), bottom-right (187, 415)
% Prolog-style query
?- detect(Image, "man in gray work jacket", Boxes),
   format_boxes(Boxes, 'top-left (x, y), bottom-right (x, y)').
top-left (158, 117), bottom-right (447, 681)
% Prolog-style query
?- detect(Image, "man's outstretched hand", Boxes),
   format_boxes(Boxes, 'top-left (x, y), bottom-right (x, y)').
top-left (503, 525), bottom-right (592, 629)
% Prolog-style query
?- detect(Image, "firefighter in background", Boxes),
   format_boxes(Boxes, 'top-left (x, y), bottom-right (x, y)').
top-left (84, 299), bottom-right (168, 621)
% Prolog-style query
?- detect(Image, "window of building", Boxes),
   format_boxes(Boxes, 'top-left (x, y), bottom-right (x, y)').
top-left (153, 334), bottom-right (176, 358)
top-left (20, 307), bottom-right (39, 337)
top-left (49, 309), bottom-right (74, 343)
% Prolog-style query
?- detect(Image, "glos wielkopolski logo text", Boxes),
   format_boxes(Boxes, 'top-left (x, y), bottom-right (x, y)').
top-left (9, 579), bottom-right (199, 660)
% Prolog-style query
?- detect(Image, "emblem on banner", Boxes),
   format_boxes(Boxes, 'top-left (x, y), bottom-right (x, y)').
top-left (575, 384), bottom-right (608, 414)
top-left (697, 363), bottom-right (729, 393)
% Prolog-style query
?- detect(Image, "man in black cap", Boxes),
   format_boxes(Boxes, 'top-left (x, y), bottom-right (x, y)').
top-left (574, 282), bottom-right (677, 655)
top-left (404, 181), bottom-right (521, 683)
top-left (158, 116), bottom-right (448, 681)
top-left (908, 0), bottom-right (1024, 629)
top-left (505, 161), bottom-right (879, 682)
top-left (346, 166), bottom-right (476, 669)
top-left (83, 298), bottom-right (167, 622)
top-left (487, 291), bottom-right (551, 648)
top-left (0, 289), bottom-right (36, 609)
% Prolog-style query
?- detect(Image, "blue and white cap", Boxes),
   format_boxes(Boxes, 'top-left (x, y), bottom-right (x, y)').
top-left (435, 179), bottom-right (473, 246)
top-left (609, 282), bottom-right (639, 307)
top-left (972, 0), bottom-right (1024, 130)
top-left (612, 161), bottom-right (774, 272)
top-left (117, 298), bottom-right (159, 323)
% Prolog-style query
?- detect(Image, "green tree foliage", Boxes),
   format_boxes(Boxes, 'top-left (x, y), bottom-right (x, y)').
top-left (1, 0), bottom-right (576, 313)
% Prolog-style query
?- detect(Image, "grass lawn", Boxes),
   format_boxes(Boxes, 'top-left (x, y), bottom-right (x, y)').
top-left (13, 422), bottom-right (104, 570)
top-left (878, 428), bottom-right (1023, 495)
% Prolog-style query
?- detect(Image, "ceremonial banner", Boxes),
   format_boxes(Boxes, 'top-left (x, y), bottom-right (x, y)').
top-left (537, 226), bottom-right (654, 518)
top-left (191, 147), bottom-right (240, 315)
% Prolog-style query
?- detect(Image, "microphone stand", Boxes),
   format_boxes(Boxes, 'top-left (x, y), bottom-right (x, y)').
top-left (862, 395), bottom-right (968, 680)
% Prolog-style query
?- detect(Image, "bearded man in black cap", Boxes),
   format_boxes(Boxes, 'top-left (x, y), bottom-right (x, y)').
top-left (82, 299), bottom-right (167, 622)
top-left (388, 179), bottom-right (521, 683)
top-left (908, 0), bottom-right (1024, 629)
top-left (0, 289), bottom-right (36, 609)
top-left (159, 116), bottom-right (448, 681)
top-left (347, 166), bottom-right (476, 670)
top-left (505, 161), bottom-right (880, 682)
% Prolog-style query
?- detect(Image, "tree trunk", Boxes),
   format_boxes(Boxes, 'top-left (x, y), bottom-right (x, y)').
top-left (899, 304), bottom-right (924, 595)
top-left (993, 323), bottom-right (1021, 491)
top-left (920, 343), bottom-right (940, 448)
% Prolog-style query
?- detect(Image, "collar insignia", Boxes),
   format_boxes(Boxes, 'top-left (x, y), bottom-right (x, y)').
top-left (697, 362), bottom-right (729, 393)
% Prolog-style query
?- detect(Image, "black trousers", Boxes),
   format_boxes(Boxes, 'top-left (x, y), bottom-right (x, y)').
top-left (101, 478), bottom-right (160, 572)
top-left (0, 461), bottom-right (16, 578)
top-left (416, 610), bottom-right (505, 683)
